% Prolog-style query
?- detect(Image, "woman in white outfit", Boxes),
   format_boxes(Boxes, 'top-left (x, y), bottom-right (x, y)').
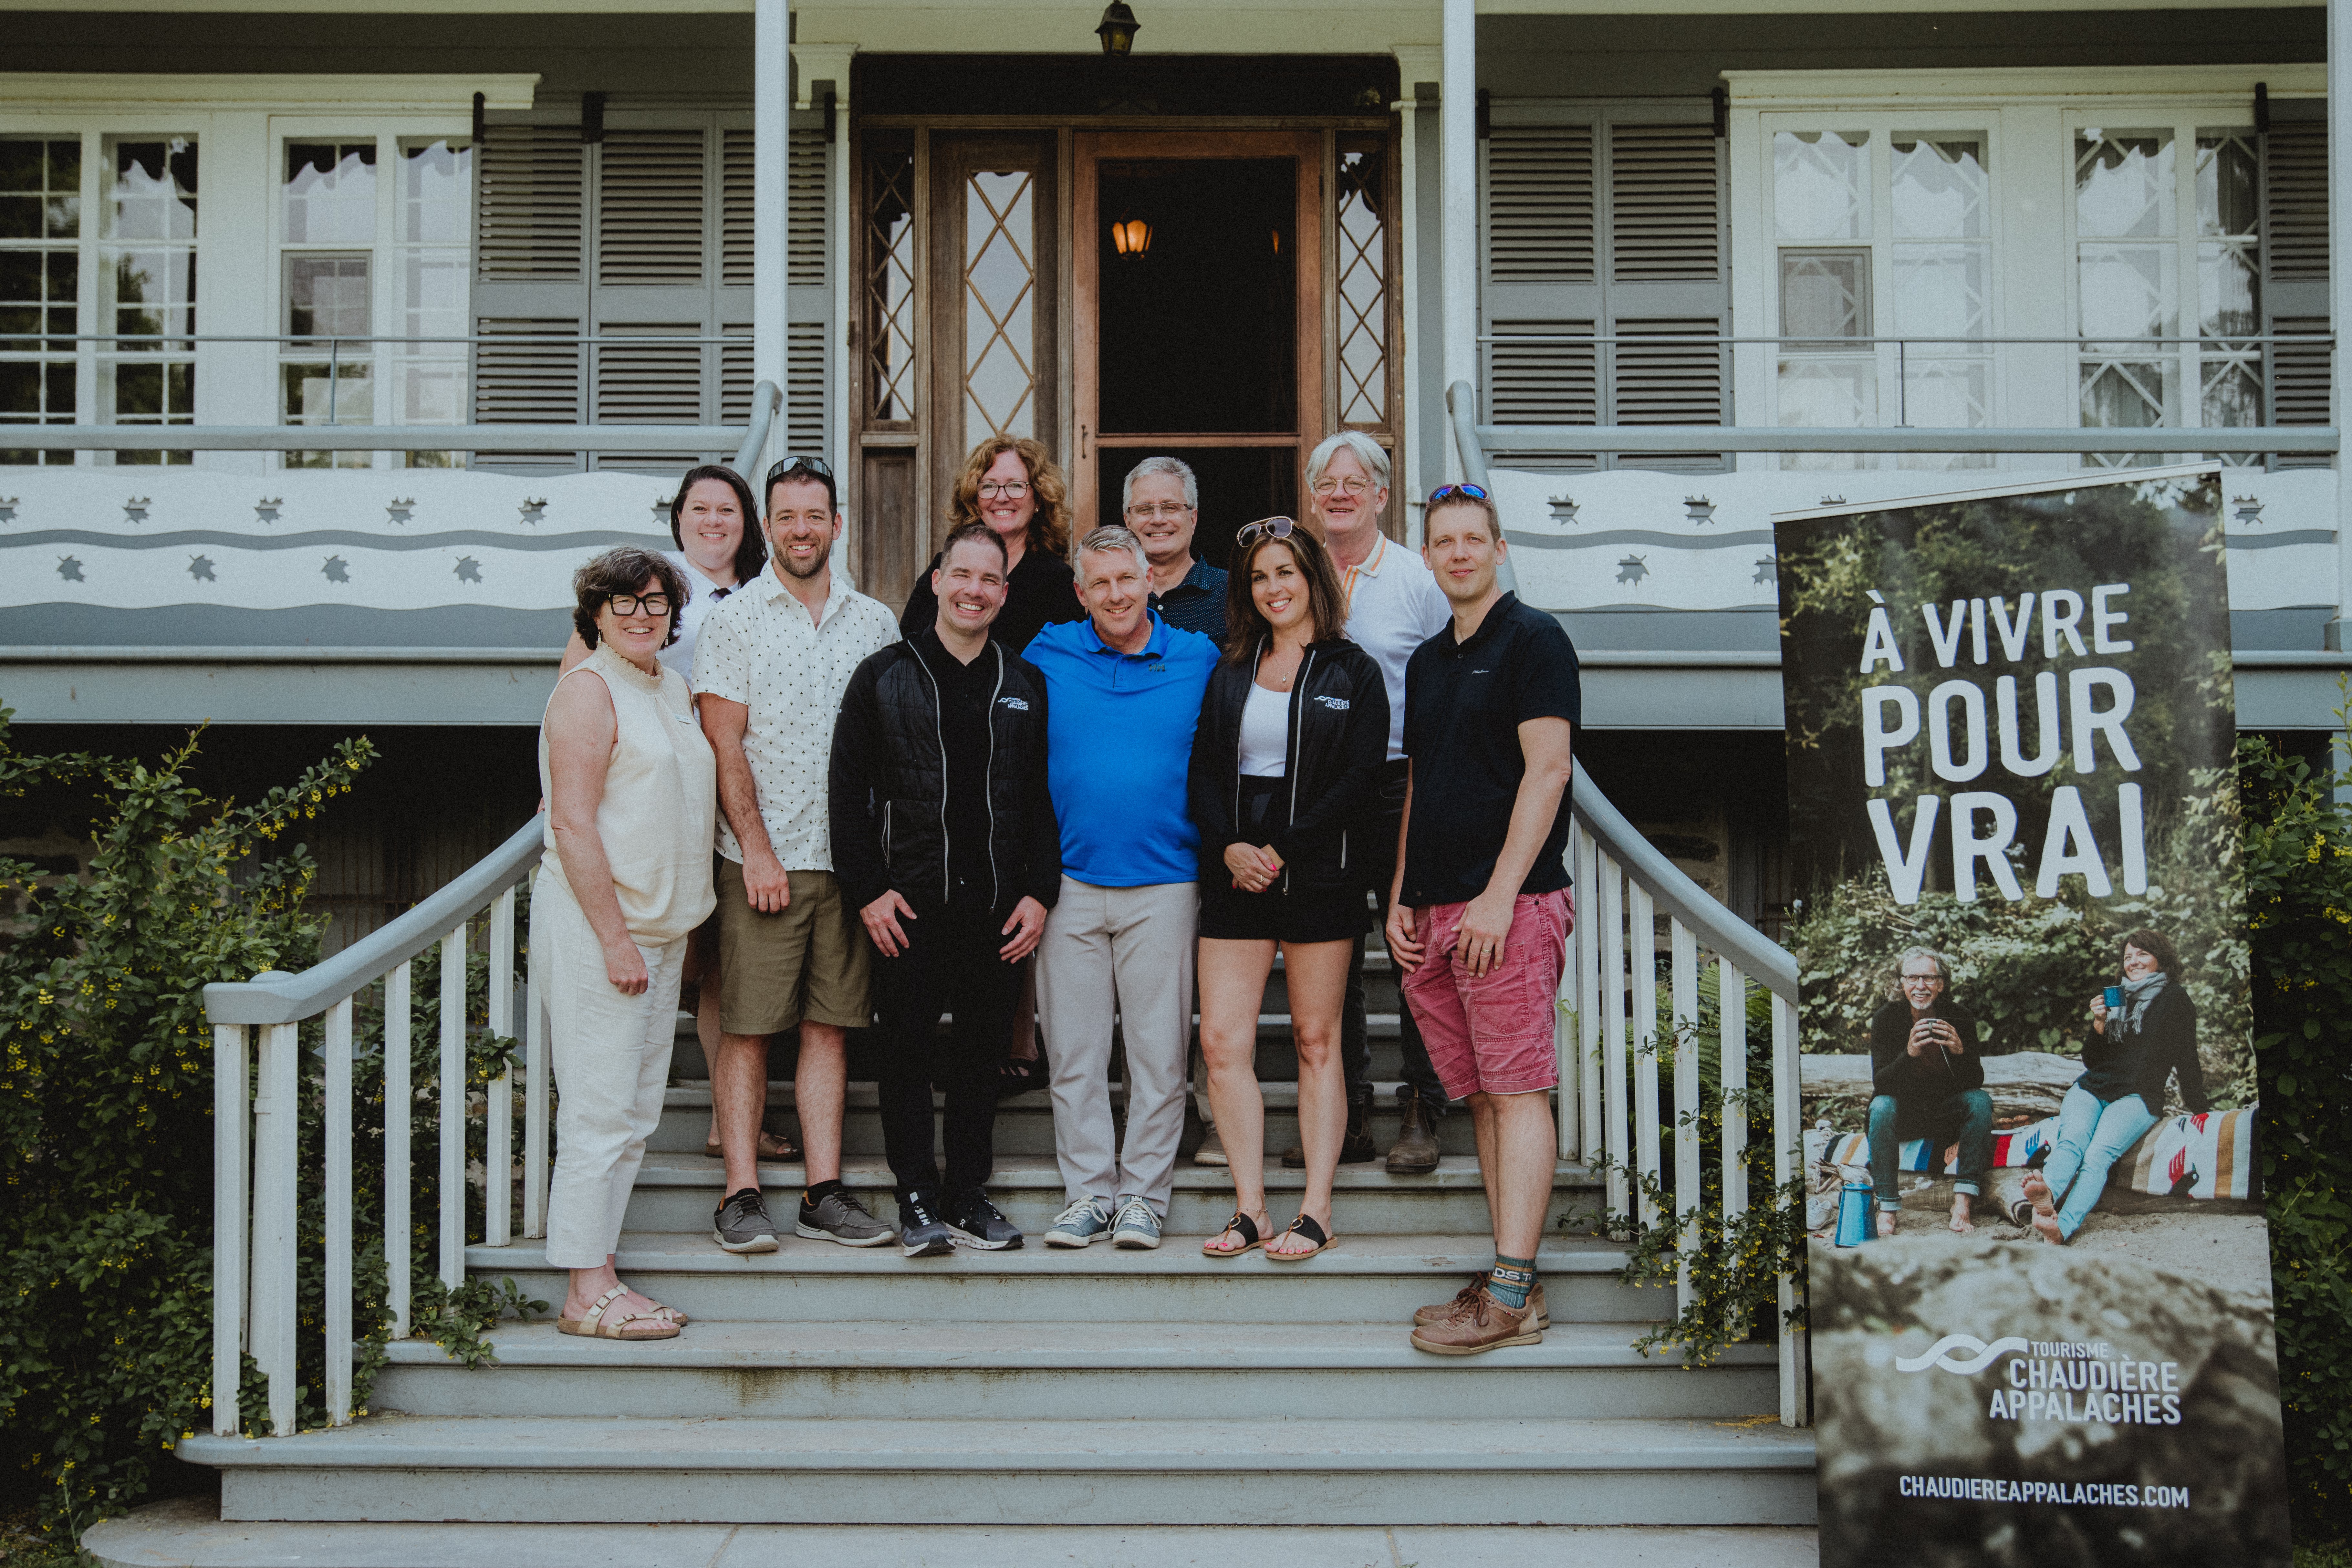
top-left (540, 546), bottom-right (718, 1339)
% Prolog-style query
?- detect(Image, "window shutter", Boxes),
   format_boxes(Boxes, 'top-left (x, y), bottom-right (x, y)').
top-left (2262, 112), bottom-right (2329, 468)
top-left (591, 321), bottom-right (702, 473)
top-left (1612, 317), bottom-right (1723, 471)
top-left (785, 119), bottom-right (832, 462)
top-left (791, 129), bottom-right (827, 286)
top-left (598, 130), bottom-right (707, 286)
top-left (1485, 127), bottom-right (1595, 282)
top-left (1609, 123), bottom-right (1720, 283)
top-left (721, 130), bottom-right (754, 287)
top-left (472, 318), bottom-right (584, 475)
top-left (787, 321), bottom-right (827, 454)
top-left (720, 324), bottom-right (753, 424)
top-left (477, 128), bottom-right (584, 281)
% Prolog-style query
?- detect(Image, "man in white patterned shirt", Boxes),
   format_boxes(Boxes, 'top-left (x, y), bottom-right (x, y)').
top-left (694, 455), bottom-right (902, 1253)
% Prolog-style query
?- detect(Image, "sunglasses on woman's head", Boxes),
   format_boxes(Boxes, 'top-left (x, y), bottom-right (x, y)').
top-left (1234, 516), bottom-right (1297, 547)
top-left (1426, 482), bottom-right (1490, 505)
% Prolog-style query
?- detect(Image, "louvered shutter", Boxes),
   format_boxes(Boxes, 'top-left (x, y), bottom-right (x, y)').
top-left (785, 121), bottom-right (831, 468)
top-left (473, 126), bottom-right (588, 474)
top-left (1480, 105), bottom-right (1728, 471)
top-left (2262, 110), bottom-right (2329, 469)
top-left (597, 131), bottom-right (707, 286)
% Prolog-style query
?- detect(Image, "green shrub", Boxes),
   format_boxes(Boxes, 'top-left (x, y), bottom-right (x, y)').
top-left (0, 717), bottom-right (535, 1542)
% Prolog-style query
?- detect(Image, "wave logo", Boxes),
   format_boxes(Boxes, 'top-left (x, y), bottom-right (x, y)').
top-left (1897, 1334), bottom-right (2031, 1376)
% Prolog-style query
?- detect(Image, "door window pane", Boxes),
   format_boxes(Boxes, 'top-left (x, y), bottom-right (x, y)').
top-left (864, 134), bottom-right (917, 424)
top-left (1891, 136), bottom-right (1985, 240)
top-left (400, 139), bottom-right (468, 244)
top-left (964, 169), bottom-right (1036, 440)
top-left (1336, 142), bottom-right (1389, 427)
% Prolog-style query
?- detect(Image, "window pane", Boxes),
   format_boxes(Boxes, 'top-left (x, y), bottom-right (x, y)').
top-left (1892, 245), bottom-right (1987, 343)
top-left (283, 358), bottom-right (374, 468)
top-left (2075, 130), bottom-right (2173, 239)
top-left (2195, 132), bottom-right (2257, 238)
top-left (1774, 130), bottom-right (1869, 241)
top-left (2077, 244), bottom-right (2176, 345)
top-left (1336, 143), bottom-right (1389, 426)
top-left (1891, 135), bottom-right (1986, 240)
top-left (2199, 243), bottom-right (2258, 338)
top-left (107, 139), bottom-right (198, 240)
top-left (401, 253), bottom-right (464, 340)
top-left (286, 141), bottom-right (379, 245)
top-left (106, 247), bottom-right (196, 341)
top-left (864, 134), bottom-right (917, 422)
top-left (0, 136), bottom-right (81, 240)
top-left (400, 139), bottom-right (470, 245)
top-left (1779, 249), bottom-right (1870, 345)
top-left (964, 169), bottom-right (1036, 440)
top-left (287, 254), bottom-right (371, 338)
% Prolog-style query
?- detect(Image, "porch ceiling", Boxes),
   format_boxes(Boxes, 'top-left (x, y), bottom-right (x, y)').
top-left (0, 0), bottom-right (2318, 22)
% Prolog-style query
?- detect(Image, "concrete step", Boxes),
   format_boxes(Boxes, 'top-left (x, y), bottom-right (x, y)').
top-left (85, 1500), bottom-right (1825, 1568)
top-left (649, 1081), bottom-right (1483, 1156)
top-left (465, 1232), bottom-right (1656, 1325)
top-left (372, 1317), bottom-right (1777, 1421)
top-left (610, 1153), bottom-right (1596, 1237)
top-left (183, 1413), bottom-right (1817, 1526)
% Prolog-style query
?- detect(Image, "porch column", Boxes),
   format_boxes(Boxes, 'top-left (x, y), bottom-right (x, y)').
top-left (2333, 0), bottom-right (2352, 648)
top-left (1395, 47), bottom-right (1438, 543)
top-left (753, 0), bottom-right (792, 478)
top-left (1440, 0), bottom-right (1477, 483)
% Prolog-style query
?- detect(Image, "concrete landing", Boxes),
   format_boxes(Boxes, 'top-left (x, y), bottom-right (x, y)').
top-left (86, 1498), bottom-right (1822, 1568)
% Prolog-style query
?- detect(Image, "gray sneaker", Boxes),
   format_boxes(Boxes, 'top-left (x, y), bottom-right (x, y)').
top-left (712, 1187), bottom-right (783, 1254)
top-left (1111, 1195), bottom-right (1163, 1250)
top-left (1043, 1196), bottom-right (1112, 1248)
top-left (796, 1186), bottom-right (895, 1247)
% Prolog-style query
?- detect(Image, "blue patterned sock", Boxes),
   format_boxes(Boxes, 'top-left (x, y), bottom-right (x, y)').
top-left (1487, 1254), bottom-right (1537, 1310)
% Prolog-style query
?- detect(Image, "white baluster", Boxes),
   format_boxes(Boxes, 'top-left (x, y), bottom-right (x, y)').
top-left (384, 962), bottom-right (411, 1337)
top-left (1630, 885), bottom-right (1660, 1233)
top-left (524, 909), bottom-right (550, 1240)
top-left (211, 1023), bottom-right (249, 1437)
top-left (1597, 851), bottom-right (1629, 1222)
top-left (1670, 919), bottom-right (1700, 1316)
top-left (323, 998), bottom-right (354, 1424)
top-left (249, 1021), bottom-right (301, 1437)
top-left (439, 926), bottom-right (467, 1291)
top-left (1719, 958), bottom-right (1749, 1341)
top-left (1575, 825), bottom-right (1602, 1168)
top-left (1552, 831), bottom-right (1580, 1160)
top-left (486, 888), bottom-right (515, 1249)
top-left (1773, 990), bottom-right (1805, 1427)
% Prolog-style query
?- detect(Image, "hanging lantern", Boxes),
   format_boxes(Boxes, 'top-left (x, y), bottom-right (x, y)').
top-left (1096, 1), bottom-right (1140, 56)
top-left (1112, 215), bottom-right (1152, 257)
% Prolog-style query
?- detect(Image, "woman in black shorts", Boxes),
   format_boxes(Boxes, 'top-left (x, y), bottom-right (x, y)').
top-left (1187, 518), bottom-right (1389, 1260)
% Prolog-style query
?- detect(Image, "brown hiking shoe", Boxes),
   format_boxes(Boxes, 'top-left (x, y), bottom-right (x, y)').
top-left (1385, 1087), bottom-right (1441, 1175)
top-left (1409, 1283), bottom-right (1545, 1355)
top-left (1414, 1273), bottom-right (1548, 1329)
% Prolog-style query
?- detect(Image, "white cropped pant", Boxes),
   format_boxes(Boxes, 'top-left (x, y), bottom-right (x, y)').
top-left (536, 873), bottom-right (688, 1269)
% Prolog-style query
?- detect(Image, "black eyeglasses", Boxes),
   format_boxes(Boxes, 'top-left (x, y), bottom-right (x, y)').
top-left (607, 592), bottom-right (674, 618)
top-left (1426, 482), bottom-right (1490, 505)
top-left (1234, 516), bottom-right (1297, 547)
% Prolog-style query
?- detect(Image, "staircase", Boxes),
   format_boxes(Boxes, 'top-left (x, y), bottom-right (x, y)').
top-left (182, 932), bottom-right (1813, 1528)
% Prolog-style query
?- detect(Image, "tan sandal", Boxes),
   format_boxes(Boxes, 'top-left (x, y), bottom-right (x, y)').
top-left (557, 1284), bottom-right (680, 1340)
top-left (1202, 1210), bottom-right (1267, 1259)
top-left (1267, 1213), bottom-right (1337, 1260)
top-left (703, 1129), bottom-right (800, 1162)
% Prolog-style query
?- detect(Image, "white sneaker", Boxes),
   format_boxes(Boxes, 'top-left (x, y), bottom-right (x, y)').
top-left (1193, 1125), bottom-right (1228, 1167)
top-left (1043, 1196), bottom-right (1112, 1248)
top-left (1111, 1195), bottom-right (1163, 1250)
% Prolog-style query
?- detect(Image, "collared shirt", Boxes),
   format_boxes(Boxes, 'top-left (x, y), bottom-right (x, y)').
top-left (1149, 555), bottom-right (1230, 645)
top-left (659, 550), bottom-right (739, 687)
top-left (1024, 609), bottom-right (1219, 887)
top-left (1337, 532), bottom-right (1452, 761)
top-left (1400, 592), bottom-right (1582, 907)
top-left (692, 563), bottom-right (901, 869)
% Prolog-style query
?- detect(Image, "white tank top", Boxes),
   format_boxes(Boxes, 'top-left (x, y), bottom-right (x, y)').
top-left (537, 642), bottom-right (718, 943)
top-left (1237, 681), bottom-right (1290, 778)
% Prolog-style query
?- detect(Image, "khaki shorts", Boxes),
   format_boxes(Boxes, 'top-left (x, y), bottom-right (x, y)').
top-left (715, 859), bottom-right (872, 1034)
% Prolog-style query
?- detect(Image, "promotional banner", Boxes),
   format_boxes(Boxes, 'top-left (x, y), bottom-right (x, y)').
top-left (1774, 466), bottom-right (2289, 1567)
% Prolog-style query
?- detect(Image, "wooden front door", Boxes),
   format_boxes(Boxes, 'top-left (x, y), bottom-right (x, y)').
top-left (1073, 130), bottom-right (1325, 561)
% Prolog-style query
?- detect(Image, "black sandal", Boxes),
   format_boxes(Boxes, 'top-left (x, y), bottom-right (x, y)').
top-left (1267, 1213), bottom-right (1337, 1260)
top-left (1202, 1210), bottom-right (1265, 1258)
top-left (996, 1044), bottom-right (1050, 1099)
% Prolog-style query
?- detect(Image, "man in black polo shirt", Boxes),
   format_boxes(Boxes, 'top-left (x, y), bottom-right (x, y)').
top-left (1122, 455), bottom-right (1229, 643)
top-left (1388, 483), bottom-right (1579, 1356)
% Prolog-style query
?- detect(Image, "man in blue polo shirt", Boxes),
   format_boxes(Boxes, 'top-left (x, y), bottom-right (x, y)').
top-left (1026, 523), bottom-right (1220, 1250)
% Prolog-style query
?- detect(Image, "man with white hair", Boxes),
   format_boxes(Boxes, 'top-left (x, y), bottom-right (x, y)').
top-left (1122, 455), bottom-right (1229, 643)
top-left (1024, 524), bottom-right (1220, 1249)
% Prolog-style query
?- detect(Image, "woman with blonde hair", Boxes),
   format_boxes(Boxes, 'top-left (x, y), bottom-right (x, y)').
top-left (899, 435), bottom-right (1080, 654)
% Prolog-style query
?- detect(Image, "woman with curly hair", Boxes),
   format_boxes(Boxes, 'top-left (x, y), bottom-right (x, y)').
top-left (2020, 928), bottom-right (2210, 1243)
top-left (899, 435), bottom-right (1081, 654)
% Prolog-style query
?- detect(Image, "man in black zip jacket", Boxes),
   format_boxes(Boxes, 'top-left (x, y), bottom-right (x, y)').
top-left (829, 522), bottom-right (1060, 1257)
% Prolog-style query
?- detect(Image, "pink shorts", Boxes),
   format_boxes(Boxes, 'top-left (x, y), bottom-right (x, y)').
top-left (1400, 888), bottom-right (1573, 1100)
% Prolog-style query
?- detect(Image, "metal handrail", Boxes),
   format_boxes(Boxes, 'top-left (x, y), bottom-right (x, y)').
top-left (10, 423), bottom-right (749, 453)
top-left (1477, 425), bottom-right (2338, 454)
top-left (734, 379), bottom-right (781, 475)
top-left (203, 819), bottom-right (544, 1026)
top-left (1475, 332), bottom-right (2337, 347)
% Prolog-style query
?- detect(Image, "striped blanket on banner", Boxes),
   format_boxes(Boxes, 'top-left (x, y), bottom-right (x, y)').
top-left (1811, 1106), bottom-right (2259, 1199)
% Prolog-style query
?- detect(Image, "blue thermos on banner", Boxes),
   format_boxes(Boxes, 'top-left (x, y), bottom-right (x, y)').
top-left (1833, 1176), bottom-right (1875, 1247)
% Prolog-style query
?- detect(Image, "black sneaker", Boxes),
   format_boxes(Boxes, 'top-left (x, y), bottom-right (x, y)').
top-left (897, 1190), bottom-right (954, 1258)
top-left (947, 1189), bottom-right (1024, 1251)
top-left (712, 1187), bottom-right (783, 1254)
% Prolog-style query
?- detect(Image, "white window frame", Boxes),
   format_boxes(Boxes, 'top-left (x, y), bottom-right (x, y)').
top-left (1724, 65), bottom-right (2323, 475)
top-left (0, 75), bottom-right (533, 474)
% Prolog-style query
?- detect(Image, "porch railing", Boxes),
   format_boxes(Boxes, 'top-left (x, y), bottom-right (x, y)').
top-left (204, 818), bottom-right (546, 1438)
top-left (1452, 380), bottom-right (1811, 1425)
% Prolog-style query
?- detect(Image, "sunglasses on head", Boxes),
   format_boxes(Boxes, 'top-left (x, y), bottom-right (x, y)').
top-left (765, 453), bottom-right (837, 489)
top-left (1234, 516), bottom-right (1297, 548)
top-left (1426, 482), bottom-right (1490, 506)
